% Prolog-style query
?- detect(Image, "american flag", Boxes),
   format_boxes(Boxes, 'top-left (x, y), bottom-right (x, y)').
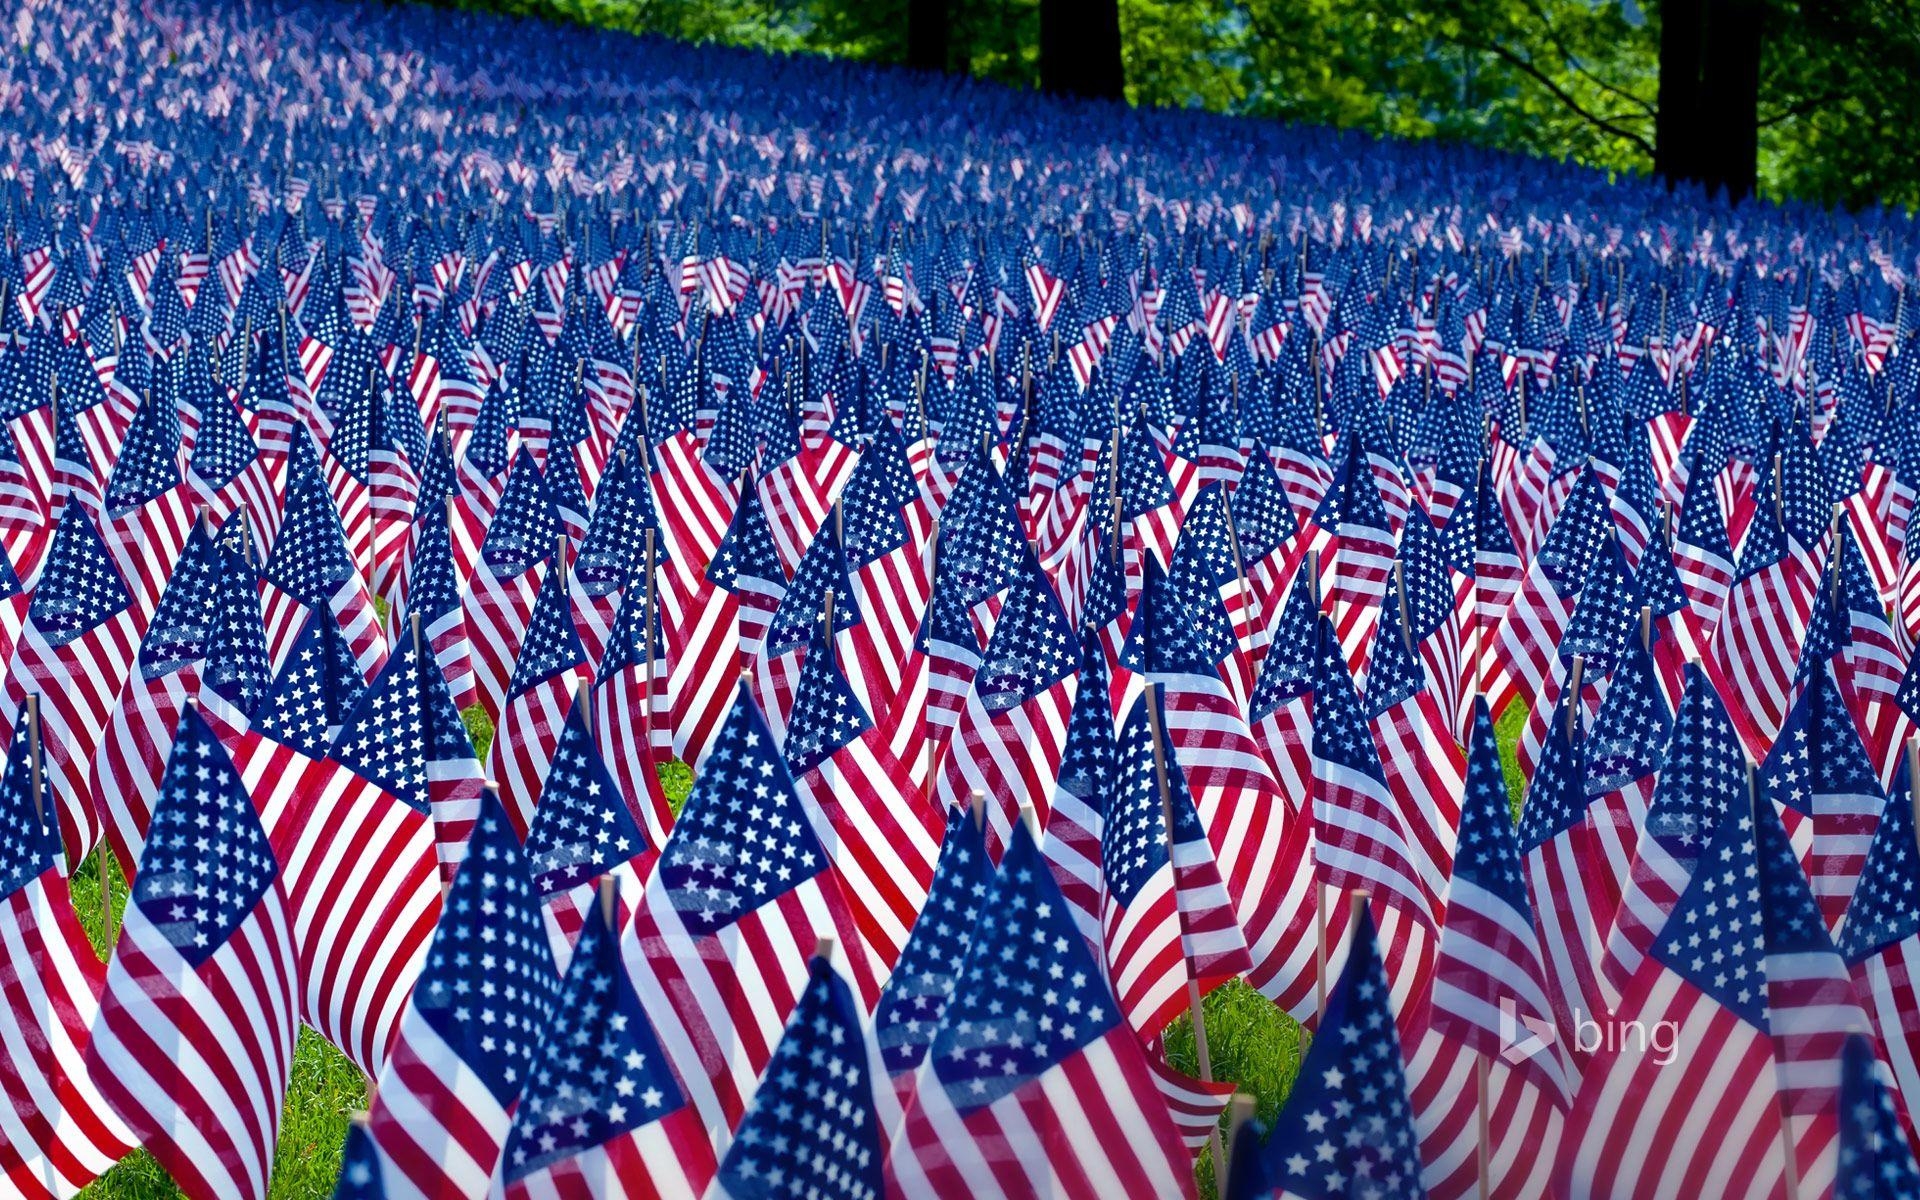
top-left (587, 562), bottom-right (676, 846)
top-left (1043, 633), bottom-right (1119, 945)
top-left (625, 683), bottom-right (877, 1150)
top-left (1838, 752), bottom-right (1920, 1157)
top-left (1238, 902), bottom-right (1428, 1200)
top-left (1101, 686), bottom-right (1251, 1042)
top-left (781, 612), bottom-right (940, 978)
top-left (181, 365), bottom-right (278, 550)
top-left (1603, 664), bottom-right (1747, 998)
top-left (496, 898), bottom-right (716, 1200)
top-left (524, 698), bottom-right (654, 968)
top-left (461, 446), bottom-right (564, 725)
top-left (485, 558), bottom-right (588, 837)
top-left (1708, 474), bottom-right (1819, 761)
top-left (1836, 1032), bottom-right (1920, 1197)
top-left (707, 952), bottom-right (900, 1200)
top-left (86, 705), bottom-right (297, 1200)
top-left (99, 388), bottom-right (194, 618)
top-left (0, 500), bottom-right (145, 859)
top-left (394, 492), bottom-right (475, 712)
top-left (260, 430), bottom-right (385, 679)
top-left (885, 820), bottom-right (1196, 1199)
top-left (0, 711), bottom-right (136, 1198)
top-left (872, 804), bottom-right (994, 1104)
top-left (365, 788), bottom-right (561, 1200)
top-left (1563, 799), bottom-right (1800, 1200)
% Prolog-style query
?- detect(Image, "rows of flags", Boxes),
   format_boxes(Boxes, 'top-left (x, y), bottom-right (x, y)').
top-left (6, 0), bottom-right (1920, 1196)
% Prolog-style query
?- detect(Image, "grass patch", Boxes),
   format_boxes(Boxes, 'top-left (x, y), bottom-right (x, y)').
top-left (1495, 697), bottom-right (1529, 817)
top-left (1163, 979), bottom-right (1307, 1194)
top-left (461, 703), bottom-right (494, 759)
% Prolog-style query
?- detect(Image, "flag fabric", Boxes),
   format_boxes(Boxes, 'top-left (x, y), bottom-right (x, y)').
top-left (885, 819), bottom-right (1198, 1200)
top-left (1836, 1033), bottom-right (1920, 1198)
top-left (484, 556), bottom-right (588, 837)
top-left (496, 897), bottom-right (715, 1200)
top-left (85, 705), bottom-right (298, 1200)
top-left (461, 447), bottom-right (564, 725)
top-left (365, 788), bottom-right (561, 1200)
top-left (1837, 755), bottom-right (1920, 1157)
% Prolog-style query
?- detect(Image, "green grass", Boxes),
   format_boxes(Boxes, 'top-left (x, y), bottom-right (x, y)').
top-left (73, 700), bottom-right (1539, 1195)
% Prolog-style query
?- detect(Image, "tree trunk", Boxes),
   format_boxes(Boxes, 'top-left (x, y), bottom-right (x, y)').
top-left (907, 0), bottom-right (948, 73)
top-left (1040, 0), bottom-right (1125, 101)
top-left (1699, 0), bottom-right (1763, 200)
top-left (1654, 0), bottom-right (1706, 184)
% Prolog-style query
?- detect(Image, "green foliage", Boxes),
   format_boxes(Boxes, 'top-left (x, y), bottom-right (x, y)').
top-left (1163, 979), bottom-right (1306, 1194)
top-left (461, 702), bottom-right (495, 759)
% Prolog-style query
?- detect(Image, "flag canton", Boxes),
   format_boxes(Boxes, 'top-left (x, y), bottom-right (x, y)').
top-left (1310, 621), bottom-right (1387, 781)
top-left (406, 498), bottom-right (462, 624)
top-left (1176, 486), bottom-right (1240, 593)
top-left (526, 709), bottom-right (645, 898)
top-left (266, 435), bottom-right (358, 607)
top-left (1838, 1036), bottom-right (1920, 1200)
top-left (1582, 636), bottom-right (1668, 801)
top-left (717, 961), bottom-right (884, 1200)
top-left (1735, 495), bottom-right (1788, 583)
top-left (656, 691), bottom-right (827, 937)
top-left (1837, 763), bottom-right (1920, 963)
top-left (501, 907), bottom-right (682, 1182)
top-left (783, 632), bottom-right (873, 777)
top-left (1260, 911), bottom-right (1425, 1200)
top-left (1754, 792), bottom-right (1833, 958)
top-left (707, 489), bottom-right (785, 593)
top-left (1535, 470), bottom-right (1610, 591)
top-left (140, 526), bottom-right (219, 676)
top-left (1676, 468), bottom-right (1733, 559)
top-left (571, 462), bottom-right (646, 597)
top-left (105, 392), bottom-right (183, 512)
top-left (1763, 672), bottom-right (1881, 818)
top-left (839, 454), bottom-right (911, 569)
top-left (974, 565), bottom-right (1076, 713)
top-left (131, 709), bottom-right (278, 967)
top-left (32, 506), bottom-right (132, 645)
top-left (0, 720), bottom-right (57, 899)
top-left (186, 378), bottom-right (257, 491)
top-left (1105, 696), bottom-right (1196, 905)
top-left (203, 529), bottom-right (273, 717)
top-left (764, 526), bottom-right (859, 661)
top-left (936, 464), bottom-right (1026, 606)
top-left (1652, 807), bottom-right (1767, 1026)
top-left (331, 641), bottom-right (432, 815)
top-left (506, 565), bottom-right (585, 698)
top-left (414, 794), bottom-right (560, 1103)
top-left (1458, 703), bottom-right (1531, 910)
top-left (257, 616), bottom-right (368, 758)
top-left (1644, 671), bottom-right (1746, 855)
top-left (1634, 523), bottom-right (1693, 619)
top-left (1397, 506), bottom-right (1453, 641)
top-left (1363, 578), bottom-right (1425, 717)
top-left (876, 810), bottom-right (991, 1077)
top-left (482, 450), bottom-right (564, 576)
top-left (1230, 449), bottom-right (1299, 565)
top-left (929, 827), bottom-right (1116, 1112)
top-left (1559, 534), bottom-right (1642, 669)
top-left (1056, 639), bottom-right (1117, 811)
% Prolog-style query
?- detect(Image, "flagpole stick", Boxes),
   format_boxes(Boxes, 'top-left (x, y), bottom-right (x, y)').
top-left (1906, 736), bottom-right (1920, 867)
top-left (1144, 683), bottom-right (1224, 1172)
top-left (1218, 1093), bottom-right (1257, 1200)
top-left (1640, 604), bottom-right (1653, 653)
top-left (1567, 654), bottom-right (1585, 740)
top-left (969, 789), bottom-right (985, 832)
top-left (1475, 1054), bottom-right (1492, 1200)
top-left (642, 528), bottom-right (658, 743)
top-left (821, 588), bottom-right (836, 672)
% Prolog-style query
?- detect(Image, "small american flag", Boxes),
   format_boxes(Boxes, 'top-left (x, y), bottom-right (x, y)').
top-left (1837, 754), bottom-right (1920, 1160)
top-left (485, 558), bottom-right (587, 837)
top-left (461, 446), bottom-right (565, 724)
top-left (86, 705), bottom-right (297, 1200)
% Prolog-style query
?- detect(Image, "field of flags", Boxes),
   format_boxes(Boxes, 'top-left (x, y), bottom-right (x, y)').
top-left (7, 0), bottom-right (1920, 1196)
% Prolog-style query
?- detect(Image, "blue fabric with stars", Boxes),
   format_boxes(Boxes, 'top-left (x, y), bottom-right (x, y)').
top-left (837, 435), bottom-right (914, 570)
top-left (1309, 617), bottom-right (1390, 788)
top-left (1650, 800), bottom-right (1767, 1026)
top-left (505, 562), bottom-right (586, 700)
top-left (412, 788), bottom-right (560, 1104)
top-left (481, 448), bottom-right (565, 577)
top-left (1581, 630), bottom-right (1668, 803)
top-left (1753, 783), bottom-right (1841, 966)
top-left (138, 523), bottom-right (220, 677)
top-left (571, 455), bottom-right (653, 598)
top-left (1177, 484), bottom-right (1242, 593)
top-left (265, 432), bottom-right (358, 608)
top-left (1249, 570), bottom-right (1320, 720)
top-left (655, 686), bottom-right (828, 938)
top-left (501, 897), bottom-right (684, 1182)
top-left (875, 807), bottom-right (992, 1078)
top-left (1734, 482), bottom-right (1789, 584)
top-left (972, 557), bottom-right (1077, 713)
top-left (331, 637), bottom-right (436, 817)
top-left (1838, 755), bottom-right (1920, 964)
top-left (31, 503), bottom-right (132, 646)
top-left (595, 560), bottom-right (668, 680)
top-left (1837, 1034), bottom-right (1920, 1199)
top-left (1122, 550), bottom-right (1236, 679)
top-left (1455, 698), bottom-right (1536, 917)
top-left (931, 450), bottom-right (1027, 611)
top-left (526, 701), bottom-right (648, 900)
top-left (1534, 468), bottom-right (1611, 595)
top-left (1639, 665), bottom-right (1746, 864)
top-left (104, 389), bottom-right (184, 514)
top-left (1761, 668), bottom-right (1883, 821)
top-left (255, 613), bottom-right (368, 759)
top-left (927, 821), bottom-right (1119, 1112)
top-left (1253, 905), bottom-right (1427, 1200)
top-left (1104, 689), bottom-right (1206, 906)
top-left (406, 493), bottom-right (462, 627)
top-left (1229, 448), bottom-right (1298, 565)
top-left (202, 522), bottom-right (273, 718)
top-left (763, 523), bottom-right (862, 661)
top-left (1362, 570), bottom-right (1426, 720)
top-left (707, 486), bottom-right (786, 595)
top-left (1396, 505), bottom-right (1453, 644)
top-left (1559, 532), bottom-right (1643, 672)
top-left (715, 958), bottom-right (885, 1200)
top-left (1310, 432), bottom-right (1392, 539)
top-left (1056, 634), bottom-right (1118, 820)
top-left (0, 718), bottom-right (57, 901)
top-left (783, 621), bottom-right (873, 777)
top-left (131, 706), bottom-right (280, 967)
top-left (329, 1122), bottom-right (386, 1200)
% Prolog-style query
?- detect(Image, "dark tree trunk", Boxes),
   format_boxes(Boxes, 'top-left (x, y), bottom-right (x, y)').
top-left (1040, 0), bottom-right (1125, 101)
top-left (907, 0), bottom-right (948, 73)
top-left (1699, 0), bottom-right (1763, 200)
top-left (1654, 0), bottom-right (1706, 183)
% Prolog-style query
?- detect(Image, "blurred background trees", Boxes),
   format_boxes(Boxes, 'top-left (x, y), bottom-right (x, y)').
top-left (418, 0), bottom-right (1920, 209)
